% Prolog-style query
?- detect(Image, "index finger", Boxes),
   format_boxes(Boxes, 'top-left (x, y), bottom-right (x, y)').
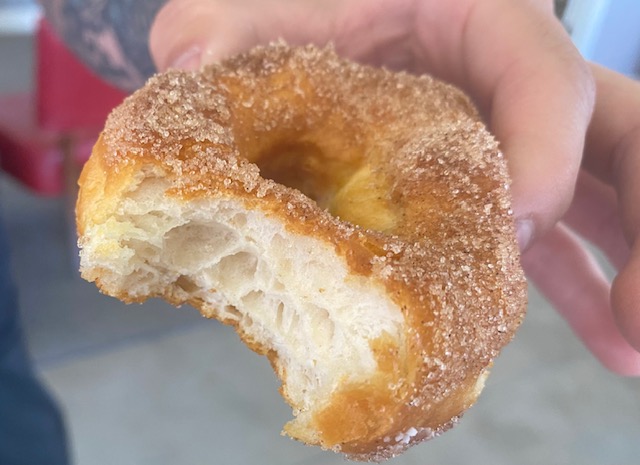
top-left (413, 0), bottom-right (594, 248)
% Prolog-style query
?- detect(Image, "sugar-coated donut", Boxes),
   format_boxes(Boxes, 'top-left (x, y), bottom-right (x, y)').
top-left (76, 42), bottom-right (527, 461)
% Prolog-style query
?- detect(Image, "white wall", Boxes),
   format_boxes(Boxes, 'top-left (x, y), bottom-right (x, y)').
top-left (564, 0), bottom-right (640, 77)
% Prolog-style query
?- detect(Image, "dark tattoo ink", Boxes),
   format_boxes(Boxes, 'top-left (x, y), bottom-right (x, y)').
top-left (42, 0), bottom-right (168, 90)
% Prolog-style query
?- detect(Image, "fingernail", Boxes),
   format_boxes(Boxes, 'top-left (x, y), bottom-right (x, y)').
top-left (516, 218), bottom-right (534, 252)
top-left (169, 45), bottom-right (202, 71)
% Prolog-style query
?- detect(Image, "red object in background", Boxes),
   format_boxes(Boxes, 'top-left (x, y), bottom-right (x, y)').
top-left (36, 20), bottom-right (127, 133)
top-left (0, 94), bottom-right (63, 195)
top-left (0, 18), bottom-right (127, 195)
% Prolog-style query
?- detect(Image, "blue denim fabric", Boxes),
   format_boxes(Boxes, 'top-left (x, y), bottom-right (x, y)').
top-left (0, 220), bottom-right (70, 464)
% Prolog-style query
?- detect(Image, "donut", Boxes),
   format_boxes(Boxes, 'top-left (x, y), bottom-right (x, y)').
top-left (76, 42), bottom-right (527, 460)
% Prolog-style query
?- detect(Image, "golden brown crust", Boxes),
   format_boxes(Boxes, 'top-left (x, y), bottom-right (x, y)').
top-left (77, 42), bottom-right (527, 460)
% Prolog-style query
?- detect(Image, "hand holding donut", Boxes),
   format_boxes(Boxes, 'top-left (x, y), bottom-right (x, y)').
top-left (523, 65), bottom-right (640, 375)
top-left (149, 0), bottom-right (640, 375)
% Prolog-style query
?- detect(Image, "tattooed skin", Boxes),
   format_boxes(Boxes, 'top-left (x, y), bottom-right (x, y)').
top-left (42, 0), bottom-right (168, 91)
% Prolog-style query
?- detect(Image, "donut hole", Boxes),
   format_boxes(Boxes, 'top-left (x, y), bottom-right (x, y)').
top-left (256, 142), bottom-right (397, 231)
top-left (256, 142), bottom-right (358, 211)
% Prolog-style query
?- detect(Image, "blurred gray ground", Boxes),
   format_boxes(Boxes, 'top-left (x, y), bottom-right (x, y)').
top-left (1, 9), bottom-right (639, 465)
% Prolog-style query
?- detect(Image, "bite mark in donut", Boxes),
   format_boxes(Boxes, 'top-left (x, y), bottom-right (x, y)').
top-left (76, 42), bottom-right (527, 461)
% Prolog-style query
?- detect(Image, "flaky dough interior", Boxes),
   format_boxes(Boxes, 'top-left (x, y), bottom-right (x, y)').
top-left (81, 170), bottom-right (405, 444)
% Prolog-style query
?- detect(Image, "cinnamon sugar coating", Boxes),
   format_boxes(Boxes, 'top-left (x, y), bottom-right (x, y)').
top-left (79, 42), bottom-right (527, 461)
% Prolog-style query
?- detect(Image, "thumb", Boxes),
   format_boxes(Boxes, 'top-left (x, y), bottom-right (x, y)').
top-left (149, 0), bottom-right (341, 72)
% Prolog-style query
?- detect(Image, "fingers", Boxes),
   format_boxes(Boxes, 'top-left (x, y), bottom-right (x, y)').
top-left (146, 0), bottom-right (636, 373)
top-left (149, 0), bottom-right (417, 71)
top-left (562, 171), bottom-right (629, 271)
top-left (552, 168), bottom-right (640, 358)
top-left (522, 223), bottom-right (640, 376)
top-left (149, 0), bottom-right (347, 71)
top-left (565, 172), bottom-right (640, 352)
top-left (612, 243), bottom-right (640, 354)
top-left (584, 64), bottom-right (640, 243)
top-left (611, 145), bottom-right (640, 350)
top-left (150, 0), bottom-right (273, 70)
top-left (433, 0), bottom-right (594, 248)
top-left (581, 64), bottom-right (640, 354)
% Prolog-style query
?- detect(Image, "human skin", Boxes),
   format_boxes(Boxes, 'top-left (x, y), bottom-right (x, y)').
top-left (43, 0), bottom-right (640, 374)
top-left (522, 64), bottom-right (640, 374)
top-left (149, 0), bottom-right (640, 375)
